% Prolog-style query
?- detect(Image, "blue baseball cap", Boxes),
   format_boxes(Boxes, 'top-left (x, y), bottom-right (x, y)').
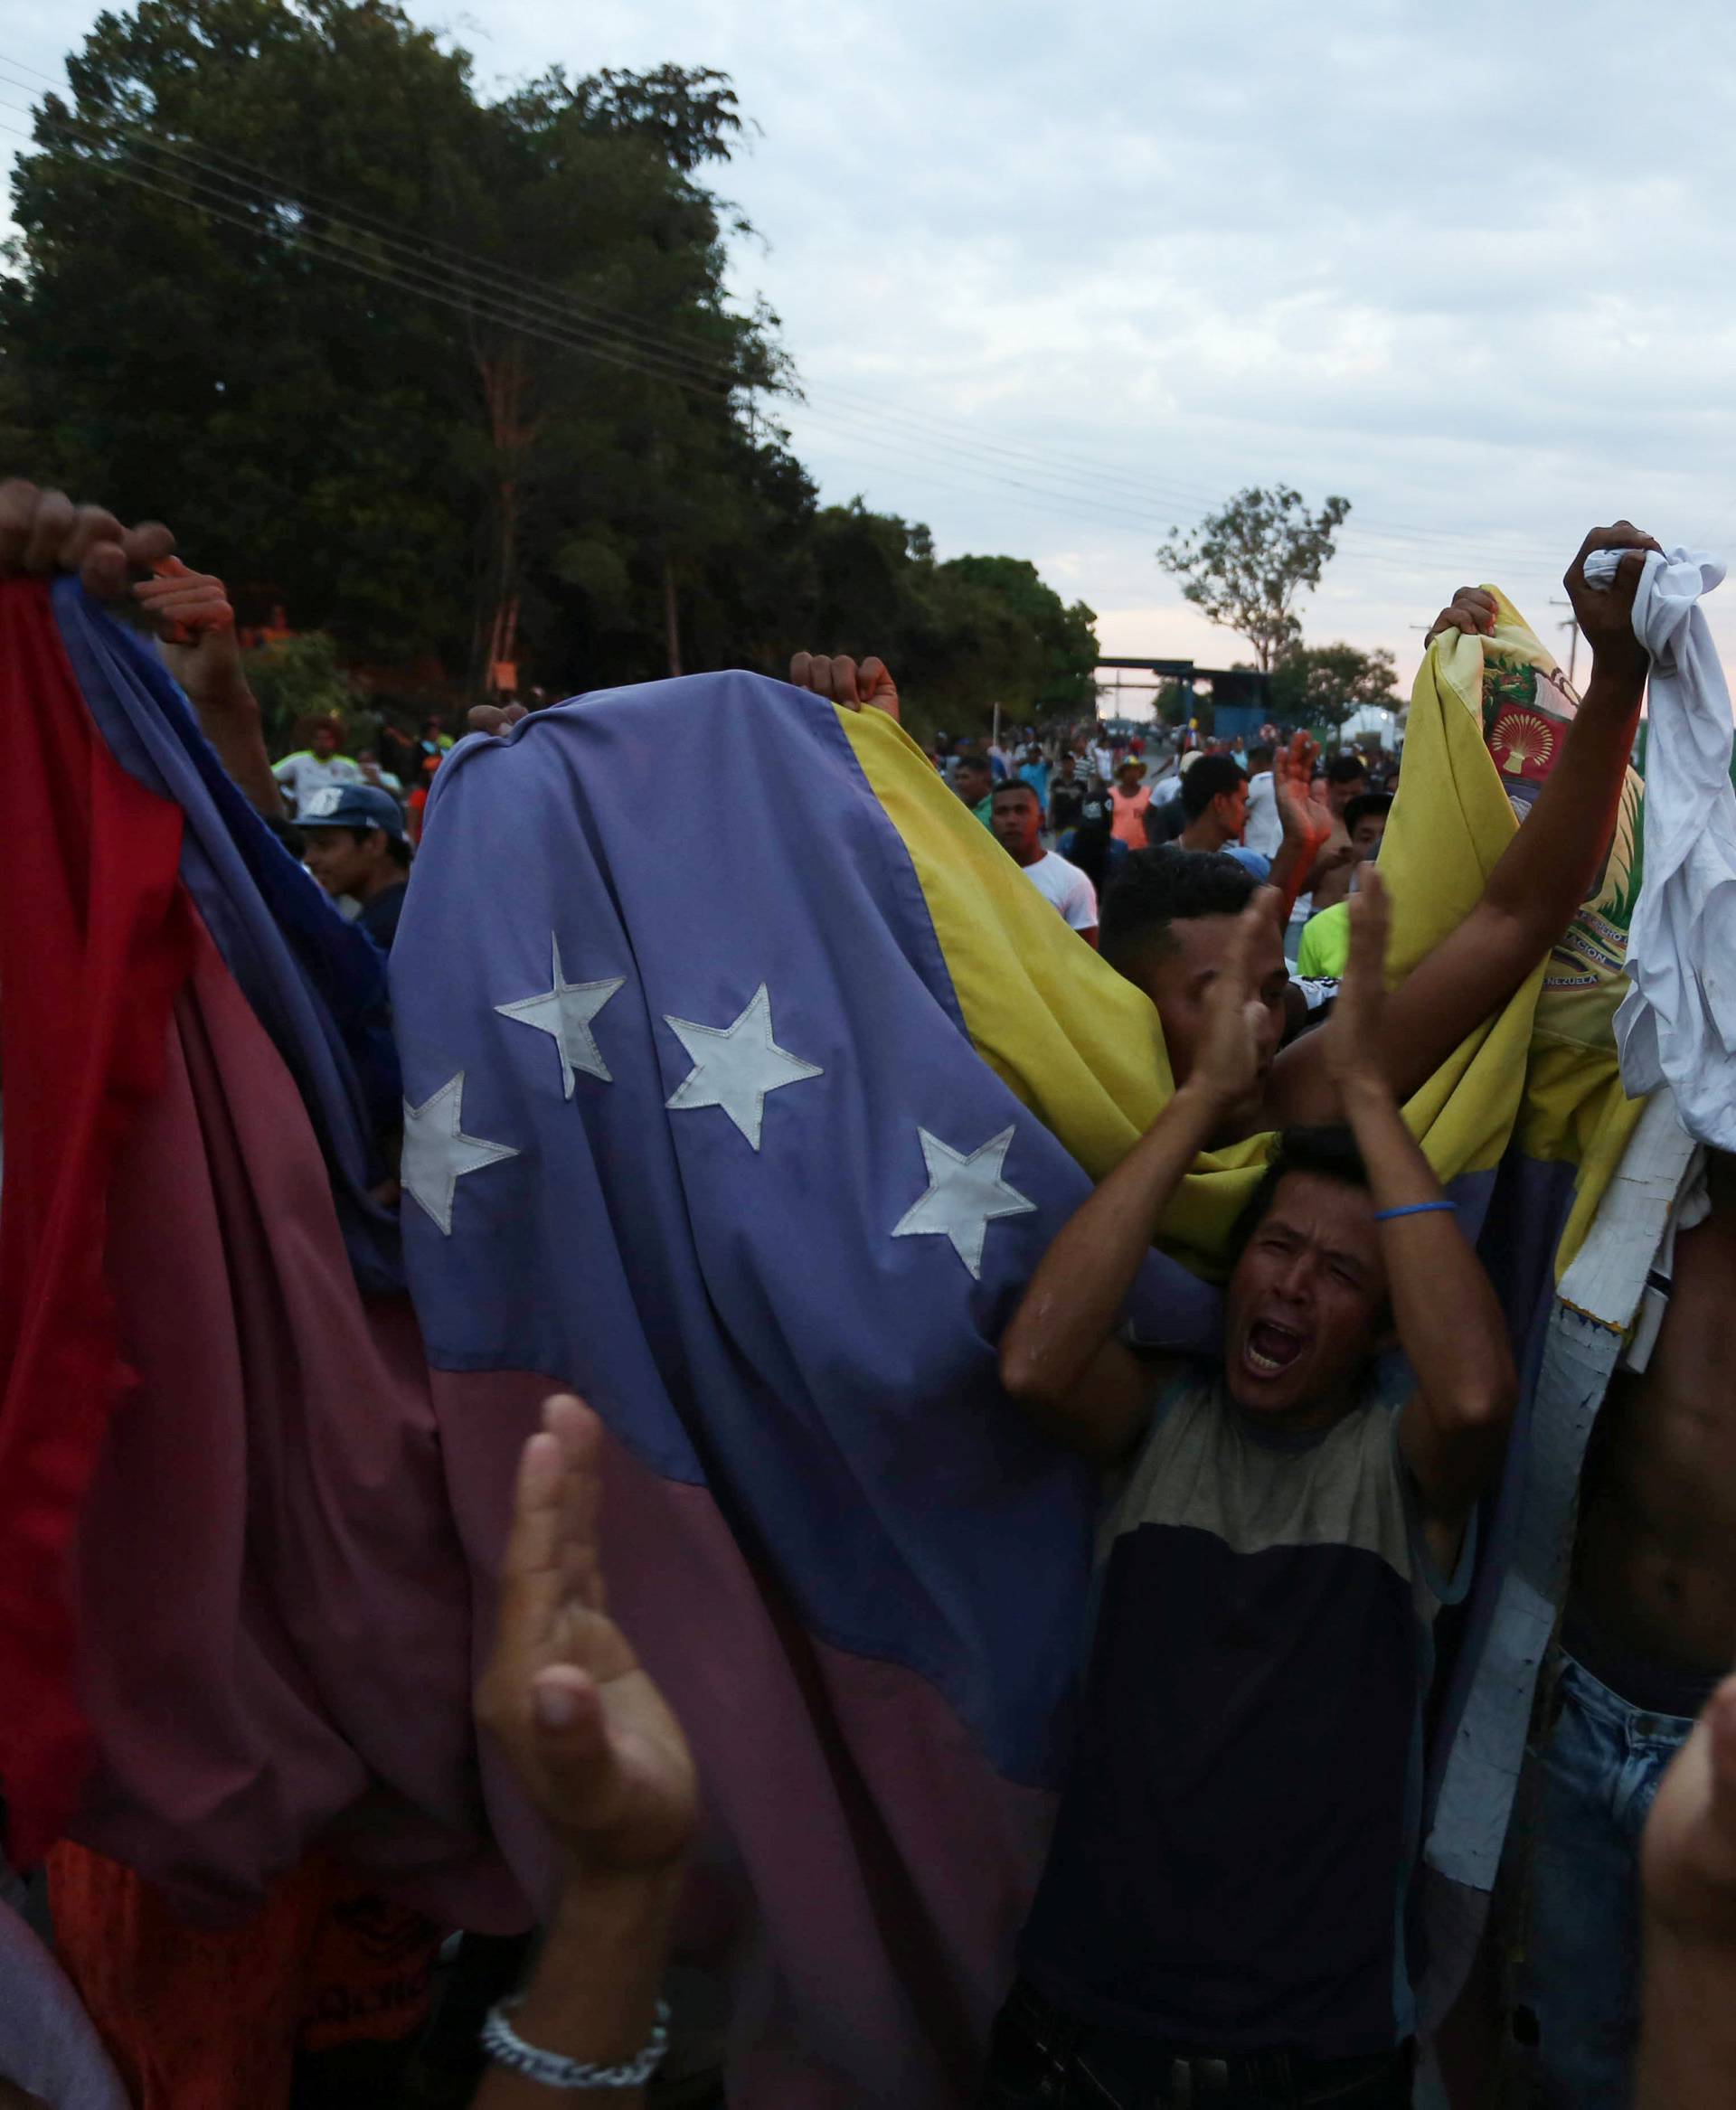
top-left (297, 782), bottom-right (409, 840)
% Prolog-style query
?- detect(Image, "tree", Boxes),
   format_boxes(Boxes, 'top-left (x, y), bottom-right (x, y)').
top-left (241, 630), bottom-right (362, 744)
top-left (1268, 641), bottom-right (1400, 730)
top-left (1, 4), bottom-right (1101, 731)
top-left (0, 4), bottom-right (803, 696)
top-left (771, 504), bottom-right (1096, 747)
top-left (938, 555), bottom-right (1099, 721)
top-left (3, 0), bottom-right (487, 667)
top-left (1156, 485), bottom-right (1350, 671)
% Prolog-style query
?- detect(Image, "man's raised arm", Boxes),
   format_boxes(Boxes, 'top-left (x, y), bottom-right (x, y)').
top-left (1320, 870), bottom-right (1516, 1570)
top-left (1271, 522), bottom-right (1658, 1126)
top-left (999, 896), bottom-right (1278, 1465)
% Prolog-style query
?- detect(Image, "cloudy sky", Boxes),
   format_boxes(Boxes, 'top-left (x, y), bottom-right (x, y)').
top-left (5, 0), bottom-right (1736, 692)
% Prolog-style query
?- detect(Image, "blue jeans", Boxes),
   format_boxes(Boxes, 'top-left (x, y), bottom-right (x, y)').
top-left (1505, 1650), bottom-right (1700, 2107)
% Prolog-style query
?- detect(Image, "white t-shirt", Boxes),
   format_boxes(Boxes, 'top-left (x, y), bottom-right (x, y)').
top-left (1244, 770), bottom-right (1283, 857)
top-left (1022, 851), bottom-right (1099, 932)
top-left (272, 750), bottom-right (363, 809)
top-left (1090, 742), bottom-right (1115, 784)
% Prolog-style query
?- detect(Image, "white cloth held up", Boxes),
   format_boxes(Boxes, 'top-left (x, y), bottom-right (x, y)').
top-left (1584, 544), bottom-right (1736, 1149)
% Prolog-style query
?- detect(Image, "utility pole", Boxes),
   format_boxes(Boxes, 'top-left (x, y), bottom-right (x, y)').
top-left (1549, 597), bottom-right (1581, 687)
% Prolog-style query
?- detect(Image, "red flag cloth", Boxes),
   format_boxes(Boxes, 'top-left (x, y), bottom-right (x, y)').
top-left (0, 578), bottom-right (195, 1865)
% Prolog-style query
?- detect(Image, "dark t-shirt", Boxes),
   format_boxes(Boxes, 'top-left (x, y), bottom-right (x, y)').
top-left (1050, 777), bottom-right (1089, 831)
top-left (357, 881), bottom-right (410, 952)
top-left (1019, 1368), bottom-right (1467, 2058)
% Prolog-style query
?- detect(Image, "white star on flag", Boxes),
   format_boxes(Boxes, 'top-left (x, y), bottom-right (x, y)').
top-left (663, 983), bottom-right (824, 1151)
top-left (891, 1124), bottom-right (1037, 1279)
top-left (495, 934), bottom-right (625, 1096)
top-left (401, 1071), bottom-right (521, 1236)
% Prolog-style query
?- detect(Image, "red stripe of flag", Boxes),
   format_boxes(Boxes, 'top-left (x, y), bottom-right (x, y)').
top-left (0, 579), bottom-right (196, 1865)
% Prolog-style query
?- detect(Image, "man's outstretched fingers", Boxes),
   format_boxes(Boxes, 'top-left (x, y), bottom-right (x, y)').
top-left (544, 1392), bottom-right (607, 1614)
top-left (498, 1428), bottom-right (569, 1610)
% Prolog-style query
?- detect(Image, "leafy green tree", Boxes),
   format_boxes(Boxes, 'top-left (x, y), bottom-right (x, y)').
top-left (939, 555), bottom-right (1099, 720)
top-left (1268, 641), bottom-right (1400, 729)
top-left (241, 628), bottom-right (362, 745)
top-left (2, 3), bottom-right (1106, 731)
top-left (1157, 485), bottom-right (1350, 670)
top-left (771, 504), bottom-right (1095, 747)
top-left (1, 3), bottom-right (803, 695)
top-left (3, 0), bottom-right (486, 664)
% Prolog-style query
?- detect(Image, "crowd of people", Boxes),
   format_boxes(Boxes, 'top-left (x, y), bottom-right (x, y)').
top-left (907, 712), bottom-right (1401, 984)
top-left (0, 481), bottom-right (1734, 2110)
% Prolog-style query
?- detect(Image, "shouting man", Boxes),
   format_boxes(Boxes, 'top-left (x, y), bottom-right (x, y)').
top-left (989, 874), bottom-right (1514, 2105)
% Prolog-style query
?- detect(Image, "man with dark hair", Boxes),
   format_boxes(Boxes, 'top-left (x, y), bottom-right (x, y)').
top-left (987, 875), bottom-right (1515, 2105)
top-left (990, 779), bottom-right (1098, 946)
top-left (298, 782), bottom-right (415, 951)
top-left (272, 716), bottom-right (363, 816)
top-left (1176, 754), bottom-right (1268, 875)
top-left (1343, 789), bottom-right (1392, 859)
top-left (1049, 751), bottom-right (1090, 835)
top-left (1326, 749), bottom-right (1368, 805)
top-left (952, 750), bottom-right (995, 827)
top-left (1101, 849), bottom-right (1286, 1121)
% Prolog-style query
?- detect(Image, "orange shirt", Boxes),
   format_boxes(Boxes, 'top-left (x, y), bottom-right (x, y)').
top-left (1109, 785), bottom-right (1151, 847)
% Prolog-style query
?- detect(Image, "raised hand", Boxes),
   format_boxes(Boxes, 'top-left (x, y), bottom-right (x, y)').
top-left (476, 1395), bottom-right (696, 1877)
top-left (1424, 586), bottom-right (1499, 646)
top-left (788, 651), bottom-right (901, 721)
top-left (0, 477), bottom-right (174, 598)
top-left (1190, 892), bottom-right (1280, 1118)
top-left (1564, 520), bottom-right (1663, 686)
top-left (1274, 731), bottom-right (1333, 853)
top-left (133, 558), bottom-right (250, 711)
top-left (1321, 863), bottom-right (1391, 1093)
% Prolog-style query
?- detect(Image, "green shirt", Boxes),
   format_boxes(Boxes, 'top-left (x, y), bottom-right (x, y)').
top-left (1297, 900), bottom-right (1351, 979)
top-left (973, 793), bottom-right (995, 827)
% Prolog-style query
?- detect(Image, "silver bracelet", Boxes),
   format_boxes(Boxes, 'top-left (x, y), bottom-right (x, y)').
top-left (481, 1993), bottom-right (670, 2090)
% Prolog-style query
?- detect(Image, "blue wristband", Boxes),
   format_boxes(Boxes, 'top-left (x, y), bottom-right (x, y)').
top-left (1372, 1200), bottom-right (1457, 1224)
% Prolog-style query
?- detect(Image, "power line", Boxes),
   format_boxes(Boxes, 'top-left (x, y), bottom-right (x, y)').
top-left (0, 96), bottom-right (1356, 547)
top-left (0, 111), bottom-right (1250, 554)
top-left (0, 86), bottom-right (1251, 532)
top-left (0, 76), bottom-right (1568, 603)
top-left (0, 53), bottom-right (1548, 560)
top-left (0, 104), bottom-right (1549, 598)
